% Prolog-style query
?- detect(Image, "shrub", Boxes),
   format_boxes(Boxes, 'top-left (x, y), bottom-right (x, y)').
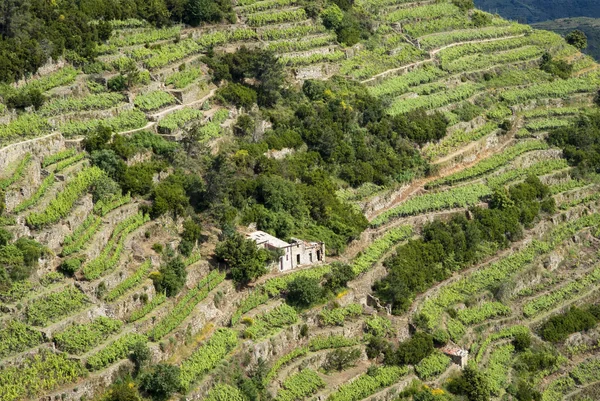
top-left (217, 83), bottom-right (257, 109)
top-left (140, 364), bottom-right (181, 401)
top-left (286, 276), bottom-right (322, 308)
top-left (323, 348), bottom-right (362, 372)
top-left (539, 306), bottom-right (598, 342)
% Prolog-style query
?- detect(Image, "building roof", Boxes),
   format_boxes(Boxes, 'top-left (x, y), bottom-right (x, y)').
top-left (247, 231), bottom-right (290, 249)
top-left (441, 345), bottom-right (469, 357)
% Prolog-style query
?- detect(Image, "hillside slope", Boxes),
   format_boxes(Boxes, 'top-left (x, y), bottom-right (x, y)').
top-left (0, 1), bottom-right (600, 401)
top-left (474, 0), bottom-right (600, 23)
top-left (533, 17), bottom-right (600, 60)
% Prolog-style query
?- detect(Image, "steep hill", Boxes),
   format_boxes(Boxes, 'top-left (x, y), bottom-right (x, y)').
top-left (1, 1), bottom-right (600, 401)
top-left (473, 0), bottom-right (600, 23)
top-left (533, 17), bottom-right (600, 60)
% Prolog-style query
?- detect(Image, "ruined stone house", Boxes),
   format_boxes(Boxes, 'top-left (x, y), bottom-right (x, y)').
top-left (441, 344), bottom-right (469, 368)
top-left (246, 231), bottom-right (325, 272)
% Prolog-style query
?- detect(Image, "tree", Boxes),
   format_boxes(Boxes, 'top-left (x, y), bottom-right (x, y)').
top-left (130, 342), bottom-right (152, 373)
top-left (462, 365), bottom-right (491, 401)
top-left (452, 0), bottom-right (474, 11)
top-left (152, 257), bottom-right (187, 297)
top-left (140, 364), bottom-right (181, 401)
top-left (91, 149), bottom-right (127, 181)
top-left (323, 348), bottom-right (361, 372)
top-left (323, 262), bottom-right (355, 293)
top-left (151, 175), bottom-right (190, 218)
top-left (392, 332), bottom-right (434, 366)
top-left (182, 219), bottom-right (202, 243)
top-left (566, 30), bottom-right (587, 49)
top-left (217, 83), bottom-right (257, 110)
top-left (215, 233), bottom-right (268, 285)
top-left (286, 276), bottom-right (322, 307)
top-left (321, 4), bottom-right (344, 30)
top-left (513, 331), bottom-right (532, 352)
top-left (184, 0), bottom-right (231, 26)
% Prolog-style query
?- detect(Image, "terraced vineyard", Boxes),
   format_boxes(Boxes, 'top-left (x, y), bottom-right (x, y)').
top-left (1, 0), bottom-right (600, 400)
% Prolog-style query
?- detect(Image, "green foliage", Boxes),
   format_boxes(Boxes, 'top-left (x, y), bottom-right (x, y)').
top-left (390, 332), bottom-right (434, 366)
top-left (351, 226), bottom-right (413, 275)
top-left (540, 52), bottom-right (573, 79)
top-left (566, 29), bottom-right (588, 50)
top-left (184, 0), bottom-right (235, 26)
top-left (451, 365), bottom-right (492, 401)
top-left (0, 321), bottom-right (44, 359)
top-left (320, 303), bottom-right (363, 326)
top-left (264, 347), bottom-right (310, 386)
top-left (149, 270), bottom-right (225, 340)
top-left (215, 233), bottom-right (268, 285)
top-left (152, 257), bottom-right (187, 297)
top-left (205, 384), bottom-right (246, 401)
top-left (179, 328), bottom-right (238, 390)
top-left (523, 265), bottom-right (600, 317)
top-left (83, 213), bottom-right (150, 280)
top-left (39, 93), bottom-right (125, 116)
top-left (548, 111), bottom-right (600, 174)
top-left (364, 315), bottom-right (392, 337)
top-left (539, 306), bottom-right (599, 342)
top-left (157, 108), bottom-right (202, 133)
top-left (323, 348), bottom-right (362, 372)
top-left (276, 369), bottom-right (325, 401)
top-left (309, 335), bottom-right (360, 352)
top-left (246, 8), bottom-right (306, 26)
top-left (128, 292), bottom-right (167, 323)
top-left (328, 366), bottom-right (409, 401)
top-left (54, 317), bottom-right (123, 354)
top-left (26, 286), bottom-right (89, 326)
top-left (374, 177), bottom-right (552, 314)
top-left (419, 214), bottom-right (600, 329)
top-left (217, 83), bottom-right (257, 109)
top-left (243, 303), bottom-right (298, 339)
top-left (26, 166), bottom-right (105, 228)
top-left (16, 175), bottom-right (56, 212)
top-left (140, 364), bottom-right (181, 401)
top-left (371, 184), bottom-right (491, 227)
top-left (86, 333), bottom-right (148, 371)
top-left (60, 110), bottom-right (148, 137)
top-left (286, 276), bottom-right (323, 308)
top-left (0, 154), bottom-right (31, 190)
top-left (134, 91), bottom-right (176, 112)
top-left (457, 302), bottom-right (511, 325)
top-left (428, 140), bottom-right (549, 187)
top-left (106, 260), bottom-right (153, 302)
top-left (0, 349), bottom-right (85, 401)
top-left (61, 215), bottom-right (102, 256)
top-left (415, 351), bottom-right (451, 380)
top-left (164, 67), bottom-right (203, 89)
top-left (42, 148), bottom-right (77, 168)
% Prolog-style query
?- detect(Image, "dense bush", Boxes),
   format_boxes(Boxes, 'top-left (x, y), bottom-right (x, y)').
top-left (539, 306), bottom-right (599, 342)
top-left (375, 177), bottom-right (553, 313)
top-left (140, 364), bottom-right (181, 401)
top-left (387, 332), bottom-right (434, 366)
top-left (217, 83), bottom-right (257, 110)
top-left (152, 257), bottom-right (187, 297)
top-left (540, 52), bottom-right (573, 79)
top-left (215, 233), bottom-right (268, 285)
top-left (548, 111), bottom-right (600, 174)
top-left (286, 276), bottom-right (323, 308)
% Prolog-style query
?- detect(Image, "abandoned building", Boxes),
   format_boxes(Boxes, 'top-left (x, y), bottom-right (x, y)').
top-left (441, 344), bottom-right (469, 368)
top-left (246, 231), bottom-right (325, 272)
